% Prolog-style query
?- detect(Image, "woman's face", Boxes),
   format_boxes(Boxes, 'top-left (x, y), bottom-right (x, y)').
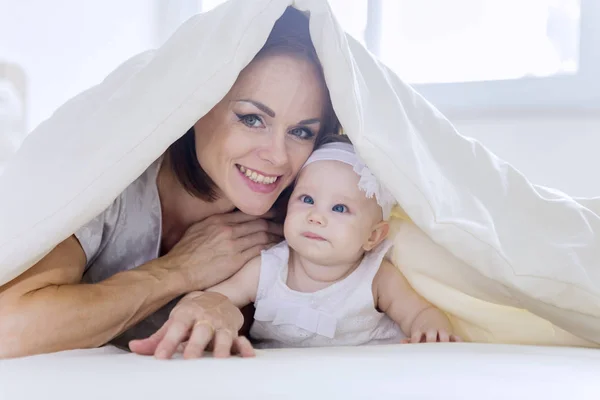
top-left (194, 53), bottom-right (328, 216)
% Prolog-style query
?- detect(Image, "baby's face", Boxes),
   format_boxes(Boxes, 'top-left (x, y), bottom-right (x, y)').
top-left (284, 160), bottom-right (384, 265)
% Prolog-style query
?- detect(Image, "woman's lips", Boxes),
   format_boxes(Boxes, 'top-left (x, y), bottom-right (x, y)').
top-left (236, 164), bottom-right (282, 194)
top-left (237, 164), bottom-right (280, 183)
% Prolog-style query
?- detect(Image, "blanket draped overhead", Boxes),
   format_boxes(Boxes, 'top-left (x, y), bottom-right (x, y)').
top-left (1, 0), bottom-right (599, 346)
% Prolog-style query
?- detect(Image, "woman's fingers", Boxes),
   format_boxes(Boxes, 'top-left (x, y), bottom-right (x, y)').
top-left (129, 322), bottom-right (169, 355)
top-left (154, 319), bottom-right (192, 359)
top-left (230, 220), bottom-right (264, 238)
top-left (183, 321), bottom-right (216, 359)
top-left (239, 244), bottom-right (268, 264)
top-left (218, 210), bottom-right (276, 224)
top-left (133, 293), bottom-right (253, 360)
top-left (235, 232), bottom-right (281, 253)
top-left (233, 336), bottom-right (256, 358)
top-left (212, 329), bottom-right (235, 358)
top-left (264, 221), bottom-right (284, 236)
top-left (231, 219), bottom-right (283, 238)
top-left (165, 210), bottom-right (284, 291)
top-left (236, 234), bottom-right (282, 265)
top-left (217, 211), bottom-right (262, 224)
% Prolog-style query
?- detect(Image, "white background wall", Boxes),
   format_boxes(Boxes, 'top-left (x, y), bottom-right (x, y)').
top-left (2, 1), bottom-right (599, 199)
top-left (0, 0), bottom-right (158, 133)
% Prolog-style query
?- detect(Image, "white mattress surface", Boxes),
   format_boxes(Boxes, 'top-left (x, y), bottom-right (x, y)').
top-left (1, 344), bottom-right (599, 399)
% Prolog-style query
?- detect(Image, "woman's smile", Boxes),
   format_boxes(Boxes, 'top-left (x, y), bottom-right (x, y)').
top-left (236, 164), bottom-right (280, 184)
top-left (236, 163), bottom-right (282, 194)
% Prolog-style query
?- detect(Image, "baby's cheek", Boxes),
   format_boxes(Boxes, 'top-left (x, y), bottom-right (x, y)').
top-left (283, 212), bottom-right (300, 237)
top-left (356, 220), bottom-right (374, 242)
top-left (336, 223), bottom-right (361, 246)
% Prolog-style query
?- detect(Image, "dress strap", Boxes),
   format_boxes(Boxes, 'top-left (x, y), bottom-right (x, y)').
top-left (358, 239), bottom-right (394, 283)
top-left (255, 240), bottom-right (289, 302)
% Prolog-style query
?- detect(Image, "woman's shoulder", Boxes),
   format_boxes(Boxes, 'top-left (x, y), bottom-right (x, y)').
top-left (100, 157), bottom-right (163, 222)
top-left (74, 157), bottom-right (163, 275)
top-left (125, 157), bottom-right (163, 195)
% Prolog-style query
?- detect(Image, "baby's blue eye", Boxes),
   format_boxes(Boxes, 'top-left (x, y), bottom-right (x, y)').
top-left (332, 204), bottom-right (347, 213)
top-left (300, 195), bottom-right (314, 204)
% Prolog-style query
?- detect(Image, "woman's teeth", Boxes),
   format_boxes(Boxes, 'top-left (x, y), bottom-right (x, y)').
top-left (238, 165), bottom-right (278, 184)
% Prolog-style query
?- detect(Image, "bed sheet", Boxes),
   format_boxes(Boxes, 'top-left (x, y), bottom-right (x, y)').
top-left (1, 344), bottom-right (599, 399)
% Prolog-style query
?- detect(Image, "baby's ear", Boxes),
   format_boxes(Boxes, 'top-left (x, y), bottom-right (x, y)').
top-left (363, 221), bottom-right (390, 251)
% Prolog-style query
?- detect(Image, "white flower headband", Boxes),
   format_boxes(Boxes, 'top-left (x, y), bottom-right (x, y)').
top-left (301, 142), bottom-right (396, 220)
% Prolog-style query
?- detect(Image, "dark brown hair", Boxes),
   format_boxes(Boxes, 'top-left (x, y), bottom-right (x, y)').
top-left (167, 6), bottom-right (339, 201)
top-left (315, 130), bottom-right (352, 147)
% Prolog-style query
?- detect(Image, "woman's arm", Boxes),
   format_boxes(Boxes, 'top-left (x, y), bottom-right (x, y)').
top-left (0, 236), bottom-right (186, 358)
top-left (129, 291), bottom-right (255, 359)
top-left (0, 212), bottom-right (280, 359)
top-left (129, 256), bottom-right (262, 359)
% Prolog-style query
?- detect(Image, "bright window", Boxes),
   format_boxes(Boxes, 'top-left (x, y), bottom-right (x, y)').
top-left (378, 0), bottom-right (580, 84)
top-left (330, 0), bottom-right (599, 114)
top-left (201, 0), bottom-right (599, 114)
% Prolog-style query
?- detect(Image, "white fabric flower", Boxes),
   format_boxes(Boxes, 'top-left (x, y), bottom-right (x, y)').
top-left (353, 158), bottom-right (396, 220)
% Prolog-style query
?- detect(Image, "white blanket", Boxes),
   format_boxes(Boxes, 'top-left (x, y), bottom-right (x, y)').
top-left (1, 344), bottom-right (600, 399)
top-left (1, 0), bottom-right (599, 346)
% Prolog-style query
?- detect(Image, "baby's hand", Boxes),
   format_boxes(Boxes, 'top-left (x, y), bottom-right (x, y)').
top-left (400, 329), bottom-right (462, 344)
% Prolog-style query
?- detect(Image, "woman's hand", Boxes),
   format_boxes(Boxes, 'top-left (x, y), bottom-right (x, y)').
top-left (163, 211), bottom-right (282, 291)
top-left (129, 291), bottom-right (255, 359)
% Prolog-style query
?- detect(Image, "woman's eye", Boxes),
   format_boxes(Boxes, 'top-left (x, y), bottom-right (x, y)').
top-left (289, 127), bottom-right (314, 140)
top-left (300, 195), bottom-right (314, 204)
top-left (332, 204), bottom-right (348, 213)
top-left (238, 114), bottom-right (263, 128)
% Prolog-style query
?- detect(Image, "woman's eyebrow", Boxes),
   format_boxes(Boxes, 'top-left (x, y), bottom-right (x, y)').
top-left (234, 99), bottom-right (275, 117)
top-left (234, 99), bottom-right (320, 125)
top-left (297, 118), bottom-right (321, 125)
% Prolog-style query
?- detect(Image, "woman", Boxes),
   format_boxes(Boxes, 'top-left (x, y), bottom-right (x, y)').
top-left (0, 7), bottom-right (338, 360)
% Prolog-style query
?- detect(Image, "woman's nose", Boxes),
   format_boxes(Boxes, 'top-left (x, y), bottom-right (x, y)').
top-left (258, 132), bottom-right (289, 166)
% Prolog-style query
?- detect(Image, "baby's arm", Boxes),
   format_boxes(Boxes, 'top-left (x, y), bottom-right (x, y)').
top-left (373, 260), bottom-right (461, 343)
top-left (206, 256), bottom-right (261, 308)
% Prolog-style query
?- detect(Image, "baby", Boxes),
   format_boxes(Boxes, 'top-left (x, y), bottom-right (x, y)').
top-left (207, 137), bottom-right (461, 348)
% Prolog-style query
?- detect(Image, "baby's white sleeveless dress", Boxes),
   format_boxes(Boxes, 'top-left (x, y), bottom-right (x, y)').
top-left (249, 240), bottom-right (406, 348)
